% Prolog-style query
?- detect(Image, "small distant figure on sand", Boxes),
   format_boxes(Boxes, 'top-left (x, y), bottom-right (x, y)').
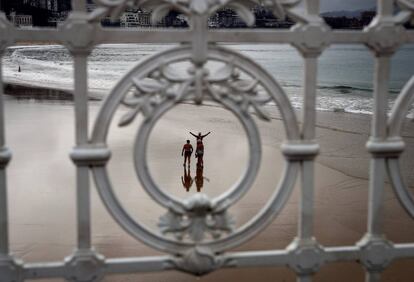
top-left (181, 166), bottom-right (193, 192)
top-left (195, 140), bottom-right (204, 167)
top-left (18, 65), bottom-right (21, 73)
top-left (190, 131), bottom-right (211, 167)
top-left (181, 139), bottom-right (193, 166)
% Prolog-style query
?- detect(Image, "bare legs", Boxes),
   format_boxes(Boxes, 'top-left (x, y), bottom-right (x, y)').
top-left (184, 154), bottom-right (191, 166)
top-left (196, 154), bottom-right (203, 167)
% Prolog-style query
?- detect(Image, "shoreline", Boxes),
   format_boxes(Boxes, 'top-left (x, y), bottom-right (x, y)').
top-left (3, 81), bottom-right (378, 115)
top-left (3, 81), bottom-right (104, 101)
top-left (5, 83), bottom-right (74, 101)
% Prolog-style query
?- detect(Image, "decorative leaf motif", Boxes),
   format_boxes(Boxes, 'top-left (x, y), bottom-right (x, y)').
top-left (230, 79), bottom-right (258, 92)
top-left (161, 65), bottom-right (188, 82)
top-left (397, 0), bottom-right (414, 25)
top-left (204, 63), bottom-right (272, 121)
top-left (209, 64), bottom-right (233, 82)
top-left (159, 194), bottom-right (234, 242)
top-left (91, 0), bottom-right (304, 24)
top-left (228, 2), bottom-right (256, 26)
top-left (151, 3), bottom-right (173, 24)
top-left (171, 246), bottom-right (234, 276)
top-left (119, 104), bottom-right (141, 126)
top-left (159, 210), bottom-right (188, 233)
top-left (174, 80), bottom-right (193, 101)
top-left (133, 77), bottom-right (166, 93)
top-left (119, 56), bottom-right (273, 129)
top-left (251, 101), bottom-right (271, 120)
top-left (122, 95), bottom-right (142, 107)
top-left (87, 7), bottom-right (110, 22)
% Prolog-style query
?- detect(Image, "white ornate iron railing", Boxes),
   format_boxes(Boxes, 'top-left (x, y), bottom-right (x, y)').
top-left (0, 0), bottom-right (414, 281)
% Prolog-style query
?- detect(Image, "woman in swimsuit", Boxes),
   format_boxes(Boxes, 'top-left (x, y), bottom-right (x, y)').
top-left (195, 140), bottom-right (204, 167)
top-left (190, 131), bottom-right (211, 142)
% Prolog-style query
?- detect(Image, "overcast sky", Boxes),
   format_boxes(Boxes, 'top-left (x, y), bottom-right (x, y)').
top-left (320, 0), bottom-right (376, 12)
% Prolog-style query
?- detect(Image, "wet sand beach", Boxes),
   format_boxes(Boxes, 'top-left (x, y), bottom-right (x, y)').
top-left (4, 96), bottom-right (414, 281)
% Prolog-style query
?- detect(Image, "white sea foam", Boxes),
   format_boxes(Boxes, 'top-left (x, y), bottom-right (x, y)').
top-left (2, 44), bottom-right (414, 115)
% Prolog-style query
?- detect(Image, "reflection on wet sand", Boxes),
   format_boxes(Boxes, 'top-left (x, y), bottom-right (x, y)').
top-left (195, 164), bottom-right (209, 192)
top-left (181, 166), bottom-right (193, 192)
top-left (181, 164), bottom-right (209, 193)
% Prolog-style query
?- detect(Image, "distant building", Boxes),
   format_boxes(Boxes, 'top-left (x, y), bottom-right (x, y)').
top-left (1, 1), bottom-right (382, 29)
top-left (46, 0), bottom-right (58, 12)
top-left (210, 6), bottom-right (293, 28)
top-left (208, 13), bottom-right (219, 28)
top-left (120, 9), bottom-right (151, 28)
top-left (119, 9), bottom-right (186, 28)
top-left (10, 11), bottom-right (32, 27)
top-left (0, 0), bottom-right (60, 26)
top-left (215, 8), bottom-right (246, 28)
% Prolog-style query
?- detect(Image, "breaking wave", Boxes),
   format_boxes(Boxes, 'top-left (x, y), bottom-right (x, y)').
top-left (2, 44), bottom-right (414, 115)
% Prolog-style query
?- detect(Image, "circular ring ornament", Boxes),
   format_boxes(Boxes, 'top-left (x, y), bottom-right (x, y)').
top-left (91, 45), bottom-right (301, 257)
top-left (386, 76), bottom-right (414, 218)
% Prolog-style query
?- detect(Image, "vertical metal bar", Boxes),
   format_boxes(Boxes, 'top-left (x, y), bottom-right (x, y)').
top-left (366, 271), bottom-right (381, 282)
top-left (299, 159), bottom-right (314, 239)
top-left (74, 54), bottom-right (89, 146)
top-left (377, 0), bottom-right (393, 17)
top-left (367, 0), bottom-right (393, 240)
top-left (299, 0), bottom-right (319, 240)
top-left (297, 57), bottom-right (318, 282)
top-left (0, 167), bottom-right (7, 255)
top-left (0, 53), bottom-right (9, 254)
top-left (0, 56), bottom-right (5, 148)
top-left (301, 57), bottom-right (318, 140)
top-left (367, 57), bottom-right (390, 236)
top-left (294, 2), bottom-right (320, 278)
top-left (191, 15), bottom-right (208, 65)
top-left (365, 2), bottom-right (393, 281)
top-left (73, 52), bottom-right (91, 249)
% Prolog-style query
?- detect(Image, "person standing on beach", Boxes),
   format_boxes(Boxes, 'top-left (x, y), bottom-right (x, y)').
top-left (195, 140), bottom-right (205, 167)
top-left (190, 131), bottom-right (211, 142)
top-left (181, 140), bottom-right (193, 166)
top-left (190, 131), bottom-right (211, 167)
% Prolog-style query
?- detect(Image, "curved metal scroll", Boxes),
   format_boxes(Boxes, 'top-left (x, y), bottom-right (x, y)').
top-left (90, 0), bottom-right (307, 25)
top-left (386, 76), bottom-right (414, 219)
top-left (90, 44), bottom-right (301, 257)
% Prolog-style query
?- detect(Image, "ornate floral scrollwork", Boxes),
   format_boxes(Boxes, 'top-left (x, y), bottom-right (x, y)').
top-left (396, 0), bottom-right (414, 25)
top-left (91, 44), bottom-right (300, 264)
top-left (169, 246), bottom-right (234, 275)
top-left (159, 194), bottom-right (234, 242)
top-left (90, 0), bottom-right (303, 26)
top-left (119, 57), bottom-right (272, 127)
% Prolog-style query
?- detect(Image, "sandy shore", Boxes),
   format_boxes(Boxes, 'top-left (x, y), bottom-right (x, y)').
top-left (4, 97), bottom-right (414, 281)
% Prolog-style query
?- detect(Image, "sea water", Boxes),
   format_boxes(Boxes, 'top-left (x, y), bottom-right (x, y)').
top-left (2, 43), bottom-right (414, 115)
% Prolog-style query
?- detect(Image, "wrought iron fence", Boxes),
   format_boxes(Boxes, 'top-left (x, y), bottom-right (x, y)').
top-left (0, 0), bottom-right (414, 281)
